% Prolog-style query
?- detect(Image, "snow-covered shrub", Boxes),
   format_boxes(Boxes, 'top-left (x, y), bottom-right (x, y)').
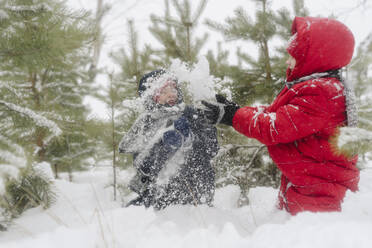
top-left (0, 167), bottom-right (56, 218)
top-left (213, 130), bottom-right (281, 206)
top-left (0, 207), bottom-right (11, 232)
top-left (116, 169), bottom-right (137, 206)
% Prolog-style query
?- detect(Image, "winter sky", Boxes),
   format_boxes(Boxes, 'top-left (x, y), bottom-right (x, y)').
top-left (68, 0), bottom-right (372, 119)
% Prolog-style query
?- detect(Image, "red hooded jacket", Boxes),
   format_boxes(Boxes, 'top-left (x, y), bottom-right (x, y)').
top-left (232, 17), bottom-right (360, 215)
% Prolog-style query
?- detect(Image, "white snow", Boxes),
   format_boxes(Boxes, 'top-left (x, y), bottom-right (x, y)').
top-left (2, 1), bottom-right (372, 247)
top-left (251, 107), bottom-right (278, 135)
top-left (157, 143), bottom-right (189, 186)
top-left (0, 10), bottom-right (9, 20)
top-left (0, 164), bottom-right (20, 194)
top-left (338, 126), bottom-right (372, 148)
top-left (5, 3), bottom-right (52, 13)
top-left (0, 150), bottom-right (26, 170)
top-left (252, 106), bottom-right (266, 127)
top-left (333, 82), bottom-right (342, 91)
top-left (1, 163), bottom-right (372, 248)
top-left (169, 57), bottom-right (223, 103)
top-left (286, 33), bottom-right (298, 50)
top-left (0, 134), bottom-right (25, 159)
top-left (0, 100), bottom-right (62, 137)
top-left (32, 162), bottom-right (55, 180)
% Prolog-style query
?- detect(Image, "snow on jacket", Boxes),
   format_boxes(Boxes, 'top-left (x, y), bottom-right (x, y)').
top-left (119, 105), bottom-right (218, 209)
top-left (119, 70), bottom-right (219, 209)
top-left (232, 17), bottom-right (360, 215)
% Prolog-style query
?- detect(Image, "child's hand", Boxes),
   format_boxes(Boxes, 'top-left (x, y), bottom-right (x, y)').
top-left (183, 105), bottom-right (205, 122)
top-left (163, 130), bottom-right (183, 148)
top-left (163, 116), bottom-right (190, 148)
top-left (201, 94), bottom-right (240, 126)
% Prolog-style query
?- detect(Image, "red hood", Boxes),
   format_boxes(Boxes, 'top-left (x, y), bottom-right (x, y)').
top-left (286, 17), bottom-right (355, 82)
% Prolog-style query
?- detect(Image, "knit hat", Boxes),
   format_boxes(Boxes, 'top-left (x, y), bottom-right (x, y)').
top-left (138, 69), bottom-right (183, 106)
top-left (138, 69), bottom-right (167, 97)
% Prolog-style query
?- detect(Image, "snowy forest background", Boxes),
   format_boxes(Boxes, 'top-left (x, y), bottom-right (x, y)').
top-left (1, 0), bottom-right (372, 246)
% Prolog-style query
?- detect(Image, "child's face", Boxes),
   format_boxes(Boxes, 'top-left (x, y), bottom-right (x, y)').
top-left (155, 80), bottom-right (178, 106)
top-left (286, 55), bottom-right (296, 70)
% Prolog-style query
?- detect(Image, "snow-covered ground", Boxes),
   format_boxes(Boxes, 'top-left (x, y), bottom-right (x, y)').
top-left (1, 162), bottom-right (372, 248)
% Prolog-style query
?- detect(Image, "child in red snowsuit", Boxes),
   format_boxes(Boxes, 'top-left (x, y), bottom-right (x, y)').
top-left (202, 17), bottom-right (360, 215)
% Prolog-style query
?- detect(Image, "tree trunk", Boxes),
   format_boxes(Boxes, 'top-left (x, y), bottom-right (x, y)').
top-left (67, 137), bottom-right (73, 182)
top-left (261, 0), bottom-right (272, 83)
top-left (93, 0), bottom-right (104, 66)
top-left (111, 83), bottom-right (117, 201)
top-left (30, 72), bottom-right (46, 161)
top-left (185, 22), bottom-right (192, 62)
top-left (262, 40), bottom-right (272, 82)
top-left (54, 163), bottom-right (59, 179)
top-left (90, 0), bottom-right (104, 80)
top-left (68, 165), bottom-right (73, 182)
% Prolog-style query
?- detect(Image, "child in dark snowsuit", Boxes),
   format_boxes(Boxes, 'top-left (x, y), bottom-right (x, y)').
top-left (119, 69), bottom-right (219, 210)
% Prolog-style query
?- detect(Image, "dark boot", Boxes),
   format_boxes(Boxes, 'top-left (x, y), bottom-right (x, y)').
top-left (125, 196), bottom-right (144, 207)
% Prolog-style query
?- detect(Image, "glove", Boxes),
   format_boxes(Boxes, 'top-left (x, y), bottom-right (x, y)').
top-left (163, 130), bottom-right (183, 148)
top-left (183, 105), bottom-right (203, 120)
top-left (182, 105), bottom-right (208, 128)
top-left (201, 94), bottom-right (240, 126)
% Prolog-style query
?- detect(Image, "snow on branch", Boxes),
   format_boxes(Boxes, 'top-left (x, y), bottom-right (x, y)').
top-left (359, 108), bottom-right (372, 113)
top-left (338, 127), bottom-right (372, 147)
top-left (5, 3), bottom-right (52, 13)
top-left (0, 9), bottom-right (9, 20)
top-left (0, 150), bottom-right (26, 169)
top-left (0, 163), bottom-right (21, 194)
top-left (0, 134), bottom-right (25, 157)
top-left (359, 117), bottom-right (372, 127)
top-left (0, 84), bottom-right (23, 98)
top-left (0, 100), bottom-right (62, 137)
top-left (337, 127), bottom-right (372, 155)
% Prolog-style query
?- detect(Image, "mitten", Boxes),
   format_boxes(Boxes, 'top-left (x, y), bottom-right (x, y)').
top-left (174, 116), bottom-right (190, 137)
top-left (183, 105), bottom-right (206, 123)
top-left (163, 130), bottom-right (183, 148)
top-left (216, 94), bottom-right (240, 126)
top-left (201, 94), bottom-right (240, 126)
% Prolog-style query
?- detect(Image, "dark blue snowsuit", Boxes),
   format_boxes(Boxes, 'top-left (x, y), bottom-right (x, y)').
top-left (119, 70), bottom-right (219, 209)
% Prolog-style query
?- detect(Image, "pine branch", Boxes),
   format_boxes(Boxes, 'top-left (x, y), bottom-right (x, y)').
top-left (0, 101), bottom-right (62, 137)
top-left (334, 127), bottom-right (372, 156)
top-left (192, 0), bottom-right (208, 23)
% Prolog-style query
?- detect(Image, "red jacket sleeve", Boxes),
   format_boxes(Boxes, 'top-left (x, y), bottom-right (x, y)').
top-left (232, 87), bottom-right (333, 146)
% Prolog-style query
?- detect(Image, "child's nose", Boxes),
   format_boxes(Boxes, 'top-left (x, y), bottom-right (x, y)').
top-left (169, 88), bottom-right (178, 96)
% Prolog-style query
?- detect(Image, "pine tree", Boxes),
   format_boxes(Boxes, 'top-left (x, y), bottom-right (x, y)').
top-left (88, 0), bottom-right (111, 81)
top-left (206, 0), bottom-right (275, 104)
top-left (109, 19), bottom-right (155, 146)
top-left (206, 0), bottom-right (309, 105)
top-left (95, 20), bottom-right (155, 199)
top-left (95, 73), bottom-right (133, 200)
top-left (354, 39), bottom-right (372, 155)
top-left (149, 0), bottom-right (209, 65)
top-left (0, 0), bottom-right (94, 196)
top-left (111, 20), bottom-right (154, 92)
top-left (205, 42), bottom-right (231, 80)
top-left (335, 33), bottom-right (372, 162)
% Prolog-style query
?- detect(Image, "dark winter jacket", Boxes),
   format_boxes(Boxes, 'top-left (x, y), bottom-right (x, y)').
top-left (232, 17), bottom-right (359, 215)
top-left (119, 70), bottom-right (219, 209)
